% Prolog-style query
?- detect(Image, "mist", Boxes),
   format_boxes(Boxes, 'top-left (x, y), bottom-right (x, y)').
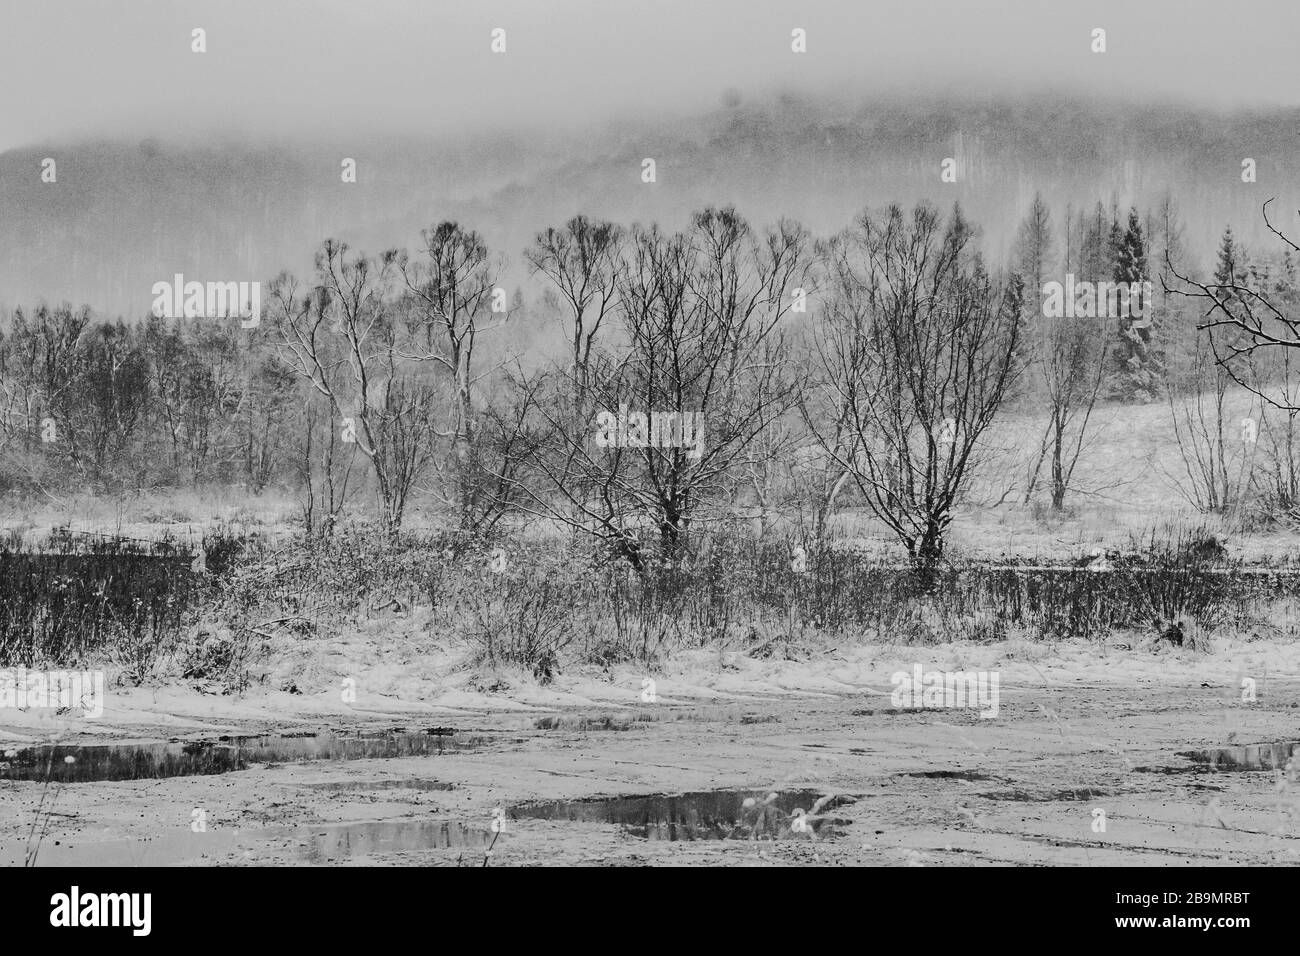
top-left (3, 0), bottom-right (1299, 154)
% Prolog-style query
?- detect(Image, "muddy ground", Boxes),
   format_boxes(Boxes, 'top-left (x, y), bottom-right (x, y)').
top-left (3, 660), bottom-right (1299, 866)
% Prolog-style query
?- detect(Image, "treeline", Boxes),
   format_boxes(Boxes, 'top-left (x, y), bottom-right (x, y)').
top-left (1013, 193), bottom-right (1298, 402)
top-left (3, 197), bottom-right (1297, 563)
top-left (1012, 192), bottom-right (1300, 517)
top-left (0, 308), bottom-right (295, 491)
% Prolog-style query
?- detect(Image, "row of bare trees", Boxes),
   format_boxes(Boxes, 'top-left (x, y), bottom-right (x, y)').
top-left (6, 198), bottom-right (1298, 563)
top-left (0, 306), bottom-right (293, 491)
top-left (260, 203), bottom-right (1024, 569)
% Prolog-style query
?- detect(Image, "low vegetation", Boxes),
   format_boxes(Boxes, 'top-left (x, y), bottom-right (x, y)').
top-left (4, 521), bottom-right (1295, 694)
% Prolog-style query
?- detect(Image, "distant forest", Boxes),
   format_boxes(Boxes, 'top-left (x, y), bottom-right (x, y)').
top-left (3, 92), bottom-right (1299, 316)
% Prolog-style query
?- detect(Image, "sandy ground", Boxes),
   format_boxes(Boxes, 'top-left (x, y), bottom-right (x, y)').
top-left (3, 637), bottom-right (1300, 866)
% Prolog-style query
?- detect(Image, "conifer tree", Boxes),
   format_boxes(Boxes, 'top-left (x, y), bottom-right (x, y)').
top-left (1112, 207), bottom-right (1155, 399)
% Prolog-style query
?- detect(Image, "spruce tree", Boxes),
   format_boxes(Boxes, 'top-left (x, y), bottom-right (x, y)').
top-left (1214, 226), bottom-right (1242, 289)
top-left (1112, 207), bottom-right (1154, 399)
top-left (1012, 194), bottom-right (1054, 389)
top-left (1211, 225), bottom-right (1252, 366)
top-left (1082, 201), bottom-right (1110, 282)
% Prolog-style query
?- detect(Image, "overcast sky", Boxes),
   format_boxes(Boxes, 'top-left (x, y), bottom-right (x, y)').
top-left (1, 0), bottom-right (1297, 153)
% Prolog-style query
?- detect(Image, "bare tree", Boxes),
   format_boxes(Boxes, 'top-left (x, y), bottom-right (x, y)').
top-left (523, 216), bottom-right (625, 529)
top-left (526, 215), bottom-right (624, 424)
top-left (1162, 324), bottom-right (1256, 516)
top-left (1160, 202), bottom-right (1300, 520)
top-left (1249, 251), bottom-right (1300, 522)
top-left (781, 437), bottom-right (854, 547)
top-left (297, 391), bottom-right (357, 537)
top-left (393, 222), bottom-right (513, 529)
top-left (1031, 312), bottom-right (1110, 511)
top-left (143, 318), bottom-right (243, 484)
top-left (73, 321), bottom-right (151, 487)
top-left (1167, 200), bottom-right (1300, 410)
top-left (1016, 197), bottom-right (1109, 511)
top-left (271, 240), bottom-right (437, 534)
top-left (808, 203), bottom-right (1022, 568)
top-left (511, 208), bottom-right (812, 565)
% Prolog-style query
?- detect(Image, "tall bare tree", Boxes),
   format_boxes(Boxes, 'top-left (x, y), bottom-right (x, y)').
top-left (526, 215), bottom-right (624, 424)
top-left (393, 222), bottom-right (512, 529)
top-left (271, 240), bottom-right (437, 534)
top-left (809, 203), bottom-right (1022, 568)
top-left (512, 208), bottom-right (812, 565)
top-left (1017, 199), bottom-right (1110, 510)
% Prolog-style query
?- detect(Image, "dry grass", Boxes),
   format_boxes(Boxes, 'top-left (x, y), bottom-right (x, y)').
top-left (3, 384), bottom-right (1297, 692)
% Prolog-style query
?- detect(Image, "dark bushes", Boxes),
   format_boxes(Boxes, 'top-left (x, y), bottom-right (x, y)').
top-left (2, 523), bottom-right (1289, 684)
top-left (0, 532), bottom-right (196, 672)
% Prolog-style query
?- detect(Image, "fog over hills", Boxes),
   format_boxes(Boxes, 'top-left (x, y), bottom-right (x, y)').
top-left (3, 91), bottom-right (1299, 318)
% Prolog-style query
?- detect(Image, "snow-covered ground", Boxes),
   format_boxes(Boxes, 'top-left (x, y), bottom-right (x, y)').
top-left (4, 635), bottom-right (1299, 866)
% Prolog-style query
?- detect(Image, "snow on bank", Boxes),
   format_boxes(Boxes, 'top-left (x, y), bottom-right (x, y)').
top-left (3, 633), bottom-right (1298, 746)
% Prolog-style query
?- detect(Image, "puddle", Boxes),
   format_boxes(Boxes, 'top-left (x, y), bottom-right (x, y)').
top-left (510, 789), bottom-right (857, 841)
top-left (529, 710), bottom-right (782, 732)
top-left (289, 819), bottom-right (495, 861)
top-left (6, 817), bottom-right (495, 866)
top-left (1, 830), bottom-right (241, 867)
top-left (905, 770), bottom-right (994, 781)
top-left (533, 714), bottom-right (650, 731)
top-left (293, 779), bottom-right (457, 793)
top-left (0, 729), bottom-right (486, 783)
top-left (1177, 740), bottom-right (1299, 772)
top-left (980, 787), bottom-right (1114, 802)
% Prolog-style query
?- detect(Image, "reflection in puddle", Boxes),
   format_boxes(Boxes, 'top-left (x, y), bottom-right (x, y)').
top-left (510, 789), bottom-right (856, 841)
top-left (905, 770), bottom-right (994, 781)
top-left (533, 714), bottom-right (649, 731)
top-left (294, 778), bottom-right (457, 792)
top-left (4, 817), bottom-right (496, 866)
top-left (980, 787), bottom-right (1114, 802)
top-left (1179, 740), bottom-right (1299, 772)
top-left (0, 729), bottom-right (484, 783)
top-left (294, 819), bottom-right (495, 861)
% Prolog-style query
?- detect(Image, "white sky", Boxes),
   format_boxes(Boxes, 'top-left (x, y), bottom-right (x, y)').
top-left (1, 0), bottom-right (1298, 152)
